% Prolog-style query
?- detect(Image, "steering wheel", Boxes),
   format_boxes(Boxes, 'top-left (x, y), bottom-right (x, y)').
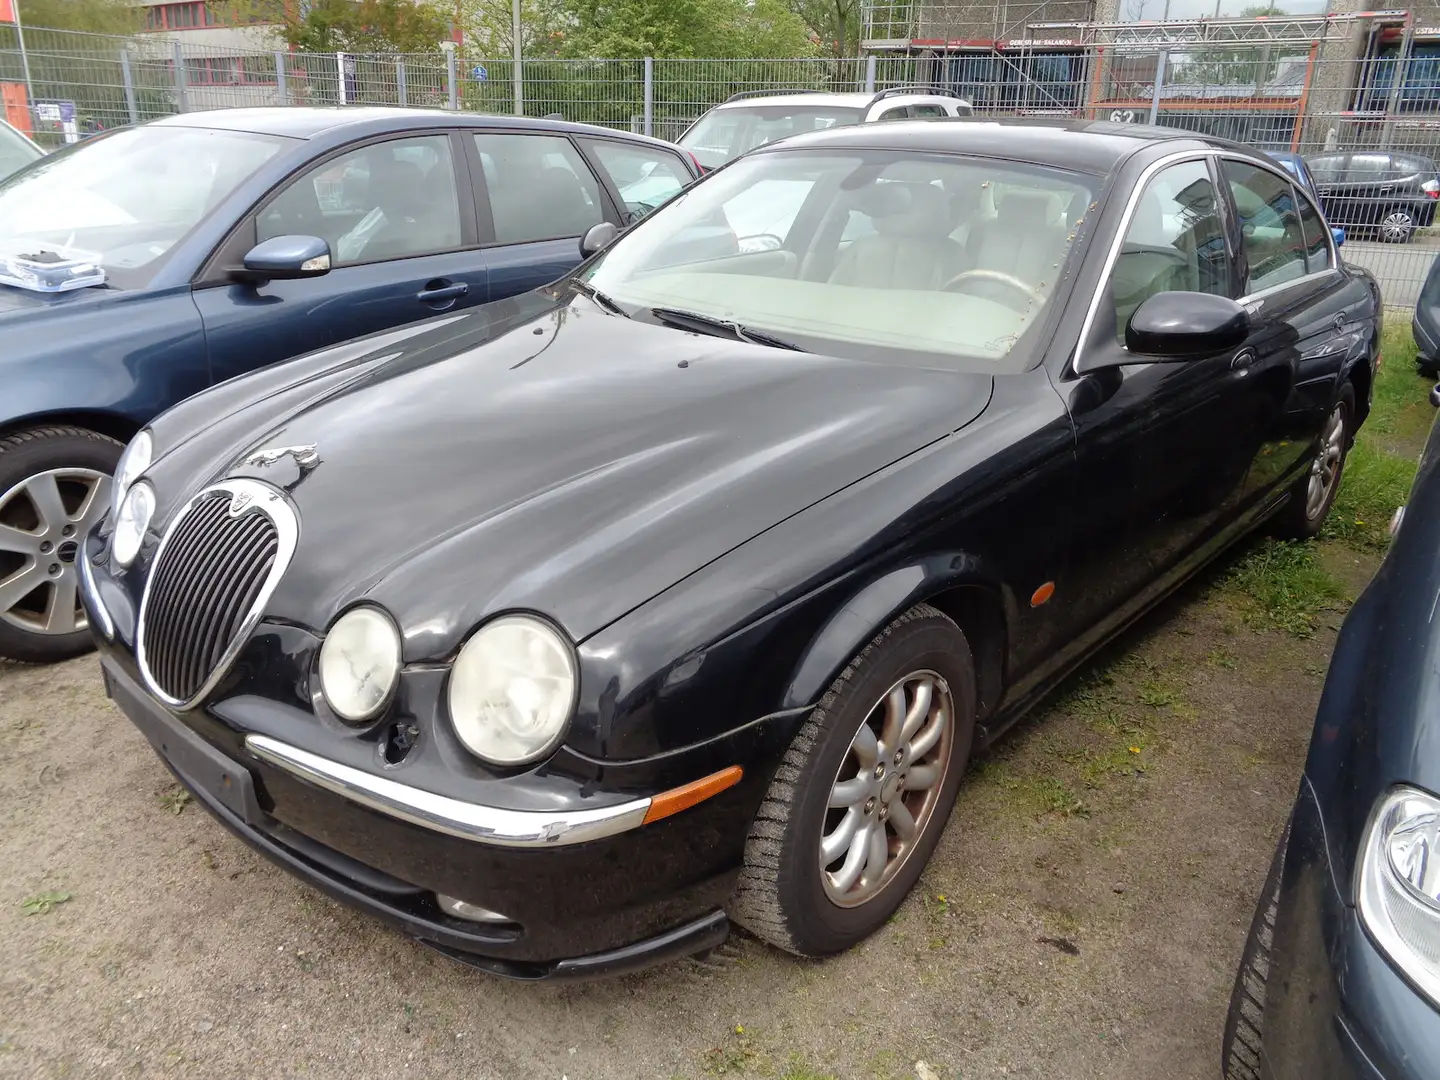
top-left (941, 268), bottom-right (1045, 311)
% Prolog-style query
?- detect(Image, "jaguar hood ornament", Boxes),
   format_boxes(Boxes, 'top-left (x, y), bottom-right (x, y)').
top-left (243, 444), bottom-right (320, 469)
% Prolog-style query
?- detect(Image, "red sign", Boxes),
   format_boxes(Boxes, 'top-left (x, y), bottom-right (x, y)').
top-left (0, 0), bottom-right (14, 23)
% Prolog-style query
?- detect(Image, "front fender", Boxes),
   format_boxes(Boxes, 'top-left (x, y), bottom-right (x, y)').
top-left (781, 555), bottom-right (1015, 710)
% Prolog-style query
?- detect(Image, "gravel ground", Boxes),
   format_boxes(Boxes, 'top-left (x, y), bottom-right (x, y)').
top-left (0, 542), bottom-right (1372, 1080)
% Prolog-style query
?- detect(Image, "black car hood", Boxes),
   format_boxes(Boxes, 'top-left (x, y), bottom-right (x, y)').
top-left (188, 295), bottom-right (993, 659)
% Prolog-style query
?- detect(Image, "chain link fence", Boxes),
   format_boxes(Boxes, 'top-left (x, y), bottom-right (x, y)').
top-left (4, 23), bottom-right (1440, 306)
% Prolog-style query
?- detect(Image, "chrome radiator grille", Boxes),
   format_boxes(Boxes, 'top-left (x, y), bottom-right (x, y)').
top-left (138, 480), bottom-right (297, 707)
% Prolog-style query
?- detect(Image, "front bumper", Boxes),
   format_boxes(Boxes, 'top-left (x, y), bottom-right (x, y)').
top-left (1259, 777), bottom-right (1440, 1079)
top-left (99, 653), bottom-right (733, 979)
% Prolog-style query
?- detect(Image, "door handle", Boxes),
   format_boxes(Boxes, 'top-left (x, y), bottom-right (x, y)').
top-left (1230, 348), bottom-right (1257, 372)
top-left (417, 282), bottom-right (468, 303)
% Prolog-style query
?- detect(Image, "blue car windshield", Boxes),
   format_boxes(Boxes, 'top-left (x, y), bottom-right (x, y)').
top-left (0, 125), bottom-right (288, 289)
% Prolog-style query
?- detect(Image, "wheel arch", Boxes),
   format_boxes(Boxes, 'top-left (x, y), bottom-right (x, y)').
top-left (781, 556), bottom-right (1015, 723)
top-left (1343, 356), bottom-right (1372, 429)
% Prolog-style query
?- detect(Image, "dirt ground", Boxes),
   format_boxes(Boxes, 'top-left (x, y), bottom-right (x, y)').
top-left (4, 341), bottom-right (1433, 1080)
top-left (0, 546), bottom-right (1369, 1080)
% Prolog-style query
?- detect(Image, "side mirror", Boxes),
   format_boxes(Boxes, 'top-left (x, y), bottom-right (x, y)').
top-left (1125, 291), bottom-right (1250, 358)
top-left (239, 235), bottom-right (331, 282)
top-left (580, 221), bottom-right (619, 259)
top-left (1332, 226), bottom-right (1346, 248)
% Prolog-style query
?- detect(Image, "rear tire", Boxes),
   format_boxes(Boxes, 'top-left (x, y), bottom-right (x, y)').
top-left (1222, 817), bottom-right (1291, 1080)
top-left (0, 426), bottom-right (121, 663)
top-left (1380, 207), bottom-right (1416, 244)
top-left (1272, 383), bottom-right (1354, 540)
top-left (730, 604), bottom-right (977, 957)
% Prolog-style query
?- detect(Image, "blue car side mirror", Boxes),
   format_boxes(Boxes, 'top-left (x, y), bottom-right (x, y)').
top-left (239, 235), bottom-right (332, 283)
top-left (1332, 226), bottom-right (1345, 248)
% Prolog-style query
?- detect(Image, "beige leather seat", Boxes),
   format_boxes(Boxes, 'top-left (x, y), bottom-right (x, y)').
top-left (968, 190), bottom-right (1066, 285)
top-left (828, 183), bottom-right (969, 290)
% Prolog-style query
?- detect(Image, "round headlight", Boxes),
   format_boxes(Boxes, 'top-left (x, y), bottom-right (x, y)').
top-left (111, 481), bottom-right (154, 567)
top-left (448, 615), bottom-right (576, 767)
top-left (318, 606), bottom-right (402, 722)
top-left (1359, 786), bottom-right (1440, 1010)
top-left (112, 429), bottom-right (153, 518)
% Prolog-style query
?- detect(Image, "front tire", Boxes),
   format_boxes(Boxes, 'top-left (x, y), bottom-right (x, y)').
top-left (0, 426), bottom-right (121, 663)
top-left (1222, 818), bottom-right (1291, 1080)
top-left (731, 604), bottom-right (976, 957)
top-left (1272, 383), bottom-right (1354, 540)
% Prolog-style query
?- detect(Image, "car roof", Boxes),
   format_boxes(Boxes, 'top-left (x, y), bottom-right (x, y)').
top-left (755, 116), bottom-right (1237, 174)
top-left (713, 91), bottom-right (954, 110)
top-left (149, 106), bottom-right (680, 149)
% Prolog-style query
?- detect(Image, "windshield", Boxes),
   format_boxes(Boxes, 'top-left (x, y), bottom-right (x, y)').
top-left (0, 122), bottom-right (40, 182)
top-left (0, 125), bottom-right (288, 288)
top-left (582, 149), bottom-right (1098, 373)
top-left (679, 105), bottom-right (864, 169)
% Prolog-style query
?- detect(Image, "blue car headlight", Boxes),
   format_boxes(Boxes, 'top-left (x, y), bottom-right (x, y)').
top-left (1358, 786), bottom-right (1440, 1008)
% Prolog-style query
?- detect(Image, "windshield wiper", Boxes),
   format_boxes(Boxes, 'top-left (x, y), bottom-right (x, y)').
top-left (649, 307), bottom-right (805, 352)
top-left (568, 278), bottom-right (627, 317)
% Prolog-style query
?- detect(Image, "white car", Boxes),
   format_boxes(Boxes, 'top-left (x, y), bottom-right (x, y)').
top-left (678, 87), bottom-right (973, 172)
top-left (0, 118), bottom-right (42, 182)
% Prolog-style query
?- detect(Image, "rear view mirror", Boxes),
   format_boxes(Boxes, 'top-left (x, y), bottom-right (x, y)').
top-left (1126, 291), bottom-right (1250, 358)
top-left (239, 235), bottom-right (331, 283)
top-left (580, 221), bottom-right (619, 259)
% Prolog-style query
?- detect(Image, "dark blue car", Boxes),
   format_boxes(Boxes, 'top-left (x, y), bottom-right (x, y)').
top-left (1223, 404), bottom-right (1440, 1080)
top-left (0, 107), bottom-right (699, 662)
top-left (1267, 150), bottom-right (1347, 247)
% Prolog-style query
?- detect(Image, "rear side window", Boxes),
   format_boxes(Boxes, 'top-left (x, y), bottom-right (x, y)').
top-left (1221, 160), bottom-right (1308, 293)
top-left (581, 139), bottom-right (690, 224)
top-left (911, 104), bottom-right (949, 117)
top-left (1346, 153), bottom-right (1393, 181)
top-left (474, 132), bottom-right (603, 244)
top-left (1293, 189), bottom-right (1332, 275)
top-left (1307, 155), bottom-right (1345, 184)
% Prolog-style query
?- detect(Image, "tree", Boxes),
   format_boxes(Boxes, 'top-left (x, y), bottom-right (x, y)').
top-left (1175, 6), bottom-right (1291, 91)
top-left (12, 0), bottom-right (142, 34)
top-left (789, 0), bottom-right (861, 60)
top-left (278, 0), bottom-right (454, 54)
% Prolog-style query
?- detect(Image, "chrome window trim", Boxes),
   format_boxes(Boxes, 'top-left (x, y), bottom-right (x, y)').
top-left (1075, 147), bottom-right (1340, 374)
top-left (136, 478), bottom-right (299, 711)
top-left (245, 734), bottom-right (653, 848)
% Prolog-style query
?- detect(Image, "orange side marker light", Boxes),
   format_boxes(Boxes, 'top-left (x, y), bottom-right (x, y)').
top-left (643, 766), bottom-right (744, 825)
top-left (1030, 581), bottom-right (1056, 608)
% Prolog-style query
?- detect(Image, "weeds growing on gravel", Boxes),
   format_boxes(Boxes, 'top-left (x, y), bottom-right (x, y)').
top-left (1224, 540), bottom-right (1345, 637)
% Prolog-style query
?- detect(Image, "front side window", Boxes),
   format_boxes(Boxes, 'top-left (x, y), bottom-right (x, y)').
top-left (877, 106), bottom-right (911, 121)
top-left (582, 139), bottom-right (689, 224)
top-left (582, 149), bottom-right (1097, 372)
top-left (1307, 154), bottom-right (1345, 184)
top-left (911, 104), bottom-right (949, 117)
top-left (474, 132), bottom-right (603, 244)
top-left (1221, 159), bottom-right (1308, 294)
top-left (258, 135), bottom-right (462, 266)
top-left (1112, 160), bottom-right (1232, 336)
top-left (0, 125), bottom-right (286, 288)
top-left (678, 105), bottom-right (864, 169)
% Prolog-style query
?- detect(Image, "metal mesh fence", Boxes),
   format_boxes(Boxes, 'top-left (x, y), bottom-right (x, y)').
top-left (4, 22), bottom-right (1440, 305)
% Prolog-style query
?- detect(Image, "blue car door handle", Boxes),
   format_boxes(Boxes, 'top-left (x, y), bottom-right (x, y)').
top-left (418, 282), bottom-right (468, 304)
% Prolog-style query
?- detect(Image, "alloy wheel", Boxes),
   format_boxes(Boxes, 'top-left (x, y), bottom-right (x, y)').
top-left (1381, 210), bottom-right (1414, 243)
top-left (1305, 404), bottom-right (1346, 520)
top-left (0, 468), bottom-right (110, 636)
top-left (820, 670), bottom-right (954, 907)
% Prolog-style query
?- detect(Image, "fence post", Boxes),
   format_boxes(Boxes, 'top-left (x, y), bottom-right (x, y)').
top-left (275, 51), bottom-right (288, 105)
top-left (336, 52), bottom-right (347, 105)
top-left (512, 0), bottom-right (523, 116)
top-left (1147, 50), bottom-right (1167, 126)
top-left (864, 54), bottom-right (877, 93)
top-left (643, 57), bottom-right (653, 136)
top-left (173, 41), bottom-right (188, 112)
top-left (120, 48), bottom-right (140, 124)
top-left (443, 42), bottom-right (458, 110)
top-left (396, 58), bottom-right (407, 107)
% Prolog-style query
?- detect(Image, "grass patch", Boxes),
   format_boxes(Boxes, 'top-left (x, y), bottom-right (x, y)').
top-left (1223, 539), bottom-right (1345, 637)
top-left (1325, 438), bottom-right (1420, 551)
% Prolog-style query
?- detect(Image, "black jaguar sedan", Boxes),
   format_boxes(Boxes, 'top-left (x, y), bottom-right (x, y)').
top-left (80, 119), bottom-right (1379, 979)
top-left (1222, 407), bottom-right (1440, 1079)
